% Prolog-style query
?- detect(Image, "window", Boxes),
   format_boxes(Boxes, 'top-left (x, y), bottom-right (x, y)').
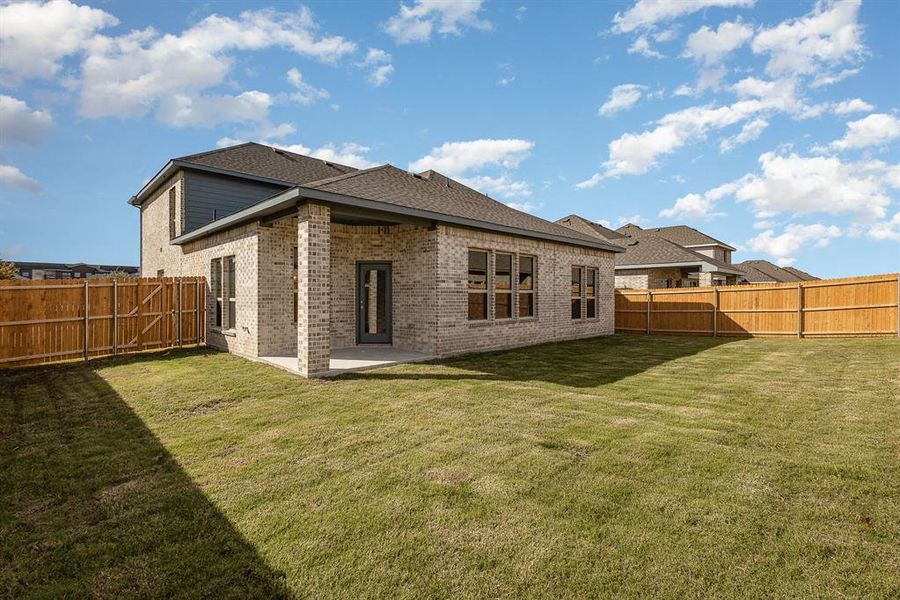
top-left (518, 255), bottom-right (534, 318)
top-left (211, 256), bottom-right (236, 329)
top-left (571, 267), bottom-right (582, 319)
top-left (468, 250), bottom-right (488, 320)
top-left (225, 256), bottom-right (236, 329)
top-left (168, 187), bottom-right (176, 239)
top-left (211, 258), bottom-right (222, 327)
top-left (157, 269), bottom-right (165, 277)
top-left (586, 268), bottom-right (597, 318)
top-left (494, 253), bottom-right (512, 319)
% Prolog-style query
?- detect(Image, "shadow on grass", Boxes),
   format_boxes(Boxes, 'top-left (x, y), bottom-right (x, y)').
top-left (339, 334), bottom-right (737, 388)
top-left (0, 357), bottom-right (293, 599)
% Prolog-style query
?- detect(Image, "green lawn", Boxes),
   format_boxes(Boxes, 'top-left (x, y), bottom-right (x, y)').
top-left (1, 335), bottom-right (898, 598)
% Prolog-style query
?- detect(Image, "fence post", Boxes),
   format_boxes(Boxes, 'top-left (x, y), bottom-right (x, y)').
top-left (83, 280), bottom-right (89, 360)
top-left (178, 278), bottom-right (183, 348)
top-left (195, 278), bottom-right (201, 345)
top-left (112, 279), bottom-right (118, 356)
top-left (797, 283), bottom-right (803, 338)
top-left (646, 290), bottom-right (652, 335)
top-left (713, 287), bottom-right (719, 337)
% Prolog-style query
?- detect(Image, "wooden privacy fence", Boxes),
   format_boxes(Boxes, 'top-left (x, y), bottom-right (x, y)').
top-left (615, 273), bottom-right (900, 338)
top-left (0, 277), bottom-right (206, 368)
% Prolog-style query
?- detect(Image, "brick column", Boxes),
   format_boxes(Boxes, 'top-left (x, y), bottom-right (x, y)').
top-left (297, 202), bottom-right (331, 376)
top-left (699, 272), bottom-right (714, 287)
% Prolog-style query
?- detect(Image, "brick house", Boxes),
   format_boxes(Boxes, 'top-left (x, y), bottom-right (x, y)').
top-left (556, 215), bottom-right (744, 288)
top-left (132, 143), bottom-right (623, 376)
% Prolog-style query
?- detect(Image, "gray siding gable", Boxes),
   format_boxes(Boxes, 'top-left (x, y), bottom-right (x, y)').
top-left (183, 170), bottom-right (288, 233)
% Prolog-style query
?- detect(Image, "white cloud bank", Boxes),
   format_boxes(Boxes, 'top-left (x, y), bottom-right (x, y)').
top-left (830, 113), bottom-right (900, 151)
top-left (383, 0), bottom-right (491, 44)
top-left (0, 95), bottom-right (54, 146)
top-left (749, 223), bottom-right (842, 265)
top-left (612, 0), bottom-right (755, 34)
top-left (683, 20), bottom-right (753, 65)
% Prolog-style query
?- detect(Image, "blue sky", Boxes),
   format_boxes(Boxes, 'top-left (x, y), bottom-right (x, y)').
top-left (1, 0), bottom-right (898, 276)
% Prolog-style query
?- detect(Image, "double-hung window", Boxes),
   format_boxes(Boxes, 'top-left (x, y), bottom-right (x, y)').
top-left (518, 255), bottom-right (534, 317)
top-left (571, 267), bottom-right (583, 319)
top-left (494, 253), bottom-right (512, 319)
top-left (168, 187), bottom-right (177, 239)
top-left (211, 256), bottom-right (237, 329)
top-left (468, 250), bottom-right (488, 320)
top-left (586, 268), bottom-right (597, 318)
top-left (212, 258), bottom-right (222, 327)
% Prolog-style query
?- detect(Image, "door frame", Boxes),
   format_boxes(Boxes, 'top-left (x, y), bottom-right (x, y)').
top-left (355, 261), bottom-right (393, 344)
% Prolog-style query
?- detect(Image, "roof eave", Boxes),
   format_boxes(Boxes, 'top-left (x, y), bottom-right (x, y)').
top-left (683, 242), bottom-right (738, 252)
top-left (170, 186), bottom-right (625, 253)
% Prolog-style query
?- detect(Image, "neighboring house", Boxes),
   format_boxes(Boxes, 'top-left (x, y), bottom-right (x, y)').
top-left (556, 215), bottom-right (743, 288)
top-left (733, 259), bottom-right (819, 283)
top-left (132, 142), bottom-right (624, 376)
top-left (11, 261), bottom-right (138, 280)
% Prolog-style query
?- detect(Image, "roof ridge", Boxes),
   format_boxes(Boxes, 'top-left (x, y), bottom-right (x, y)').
top-left (175, 141), bottom-right (257, 161)
top-left (304, 163), bottom-right (393, 188)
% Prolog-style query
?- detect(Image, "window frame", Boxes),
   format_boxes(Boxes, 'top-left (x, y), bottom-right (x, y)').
top-left (493, 252), bottom-right (513, 320)
top-left (467, 249), bottom-right (489, 321)
top-left (586, 267), bottom-right (598, 319)
top-left (211, 258), bottom-right (222, 328)
top-left (517, 254), bottom-right (535, 318)
top-left (224, 256), bottom-right (236, 330)
top-left (168, 187), bottom-right (177, 239)
top-left (571, 266), bottom-right (583, 320)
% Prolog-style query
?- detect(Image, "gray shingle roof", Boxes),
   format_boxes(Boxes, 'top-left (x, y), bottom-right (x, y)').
top-left (177, 142), bottom-right (356, 185)
top-left (618, 223), bottom-right (735, 249)
top-left (782, 266), bottom-right (819, 281)
top-left (614, 231), bottom-right (736, 271)
top-left (735, 260), bottom-right (806, 283)
top-left (304, 165), bottom-right (618, 248)
top-left (555, 215), bottom-right (628, 242)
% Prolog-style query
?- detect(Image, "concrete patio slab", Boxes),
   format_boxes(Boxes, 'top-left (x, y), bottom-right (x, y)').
top-left (258, 346), bottom-right (435, 377)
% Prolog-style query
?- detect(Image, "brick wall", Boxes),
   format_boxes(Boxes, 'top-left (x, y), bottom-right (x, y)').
top-left (435, 225), bottom-right (615, 358)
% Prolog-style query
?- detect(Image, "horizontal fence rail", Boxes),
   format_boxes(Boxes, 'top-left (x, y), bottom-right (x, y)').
top-left (615, 273), bottom-right (900, 338)
top-left (0, 276), bottom-right (206, 368)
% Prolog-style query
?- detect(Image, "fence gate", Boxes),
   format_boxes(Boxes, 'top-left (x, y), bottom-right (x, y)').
top-left (0, 276), bottom-right (206, 368)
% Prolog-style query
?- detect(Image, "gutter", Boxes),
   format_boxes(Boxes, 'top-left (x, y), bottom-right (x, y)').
top-left (170, 186), bottom-right (626, 253)
top-left (616, 261), bottom-right (744, 275)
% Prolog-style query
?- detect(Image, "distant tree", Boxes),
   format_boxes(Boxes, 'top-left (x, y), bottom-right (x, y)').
top-left (106, 269), bottom-right (131, 278)
top-left (0, 258), bottom-right (17, 279)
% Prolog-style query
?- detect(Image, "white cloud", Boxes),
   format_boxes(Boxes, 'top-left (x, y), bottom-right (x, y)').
top-left (459, 174), bottom-right (532, 199)
top-left (0, 164), bottom-right (40, 192)
top-left (810, 67), bottom-right (859, 88)
top-left (654, 28), bottom-right (679, 43)
top-left (726, 152), bottom-right (899, 222)
top-left (751, 0), bottom-right (864, 78)
top-left (0, 95), bottom-right (53, 146)
top-left (408, 139), bottom-right (533, 176)
top-left (830, 113), bottom-right (900, 151)
top-left (155, 91), bottom-right (272, 128)
top-left (658, 179), bottom-right (740, 219)
top-left (659, 193), bottom-right (719, 220)
top-left (359, 48), bottom-right (394, 86)
top-left (285, 68), bottom-right (330, 105)
top-left (833, 98), bottom-right (873, 115)
top-left (578, 76), bottom-right (816, 186)
top-left (868, 212), bottom-right (900, 242)
top-left (612, 0), bottom-right (756, 34)
top-left (383, 0), bottom-right (491, 44)
top-left (306, 143), bottom-right (379, 169)
top-left (505, 201), bottom-right (538, 213)
top-left (599, 84), bottom-right (646, 117)
top-left (617, 214), bottom-right (644, 226)
top-left (0, 0), bottom-right (118, 82)
top-left (79, 7), bottom-right (355, 122)
top-left (683, 20), bottom-right (753, 65)
top-left (628, 36), bottom-right (664, 59)
top-left (748, 223), bottom-right (841, 265)
top-left (719, 117), bottom-right (768, 152)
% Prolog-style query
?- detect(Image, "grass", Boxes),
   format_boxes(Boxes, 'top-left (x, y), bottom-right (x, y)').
top-left (1, 335), bottom-right (898, 598)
